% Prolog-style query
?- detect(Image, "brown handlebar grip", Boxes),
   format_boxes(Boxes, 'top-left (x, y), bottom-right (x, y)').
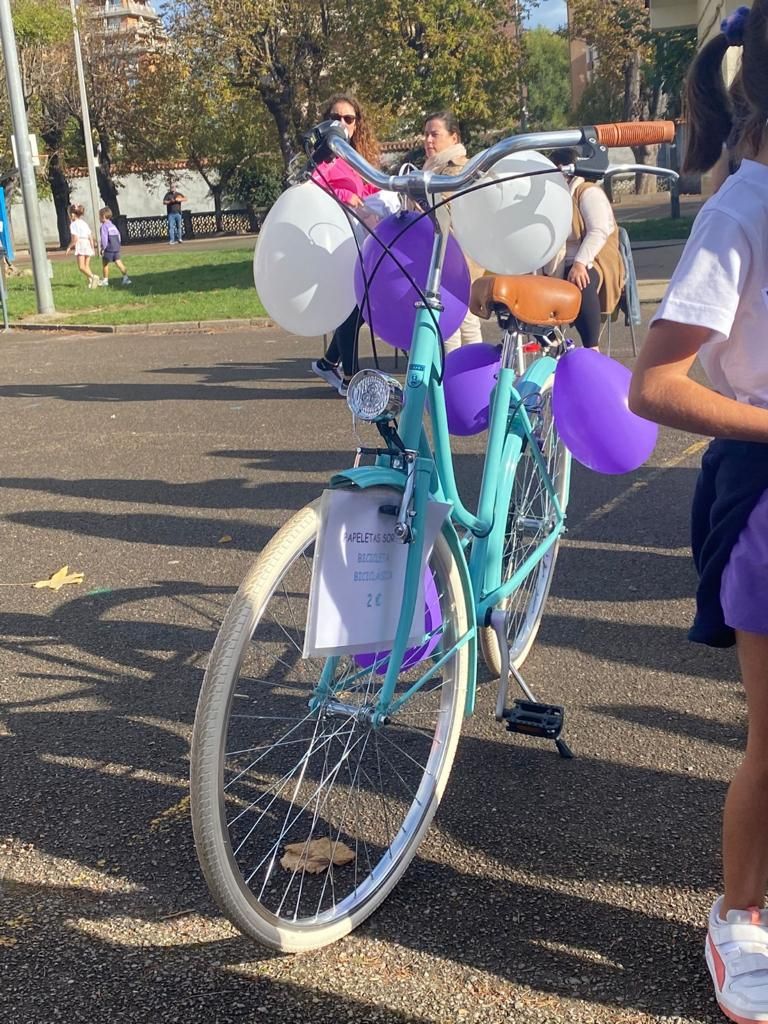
top-left (593, 121), bottom-right (676, 147)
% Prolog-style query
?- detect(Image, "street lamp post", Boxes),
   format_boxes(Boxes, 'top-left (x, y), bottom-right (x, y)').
top-left (69, 0), bottom-right (102, 245)
top-left (0, 0), bottom-right (55, 314)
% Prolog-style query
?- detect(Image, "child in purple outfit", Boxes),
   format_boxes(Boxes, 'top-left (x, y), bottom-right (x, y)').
top-left (98, 208), bottom-right (131, 287)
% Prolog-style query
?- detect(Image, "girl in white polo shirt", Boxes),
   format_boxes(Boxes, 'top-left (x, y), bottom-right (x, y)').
top-left (630, 4), bottom-right (768, 1020)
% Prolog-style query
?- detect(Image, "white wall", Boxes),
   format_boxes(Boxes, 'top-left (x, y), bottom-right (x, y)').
top-left (12, 168), bottom-right (237, 249)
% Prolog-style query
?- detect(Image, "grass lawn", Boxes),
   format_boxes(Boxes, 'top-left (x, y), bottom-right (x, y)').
top-left (621, 216), bottom-right (694, 242)
top-left (9, 245), bottom-right (268, 325)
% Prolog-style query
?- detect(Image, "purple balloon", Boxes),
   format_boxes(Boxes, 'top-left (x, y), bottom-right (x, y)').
top-left (354, 568), bottom-right (441, 674)
top-left (354, 212), bottom-right (470, 349)
top-left (443, 343), bottom-right (501, 436)
top-left (552, 348), bottom-right (658, 474)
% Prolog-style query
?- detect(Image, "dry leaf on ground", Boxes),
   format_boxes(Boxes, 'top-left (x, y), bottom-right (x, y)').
top-left (32, 566), bottom-right (85, 591)
top-left (280, 837), bottom-right (355, 874)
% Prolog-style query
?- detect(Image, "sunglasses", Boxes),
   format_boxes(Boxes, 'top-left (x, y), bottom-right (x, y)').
top-left (331, 112), bottom-right (357, 125)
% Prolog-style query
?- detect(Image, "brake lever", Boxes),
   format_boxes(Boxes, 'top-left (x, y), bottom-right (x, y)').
top-left (302, 119), bottom-right (349, 164)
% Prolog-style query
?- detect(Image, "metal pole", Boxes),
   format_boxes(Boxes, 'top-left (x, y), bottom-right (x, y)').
top-left (0, 0), bottom-right (55, 313)
top-left (70, 0), bottom-right (101, 247)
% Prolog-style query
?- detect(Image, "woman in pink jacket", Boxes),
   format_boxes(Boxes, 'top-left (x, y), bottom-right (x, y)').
top-left (310, 92), bottom-right (380, 396)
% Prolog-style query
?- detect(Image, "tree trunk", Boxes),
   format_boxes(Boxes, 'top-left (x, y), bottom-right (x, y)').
top-left (42, 131), bottom-right (72, 249)
top-left (260, 81), bottom-right (298, 174)
top-left (96, 128), bottom-right (121, 216)
top-left (212, 185), bottom-right (223, 232)
top-left (631, 143), bottom-right (660, 194)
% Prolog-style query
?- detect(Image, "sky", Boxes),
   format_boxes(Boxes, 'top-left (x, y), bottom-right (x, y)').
top-left (525, 0), bottom-right (568, 31)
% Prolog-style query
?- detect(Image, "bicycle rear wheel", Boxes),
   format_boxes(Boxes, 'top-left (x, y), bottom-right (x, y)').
top-left (480, 373), bottom-right (570, 675)
top-left (190, 498), bottom-right (469, 951)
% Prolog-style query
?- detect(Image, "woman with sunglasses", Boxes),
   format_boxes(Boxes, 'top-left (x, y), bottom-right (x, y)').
top-left (310, 92), bottom-right (381, 396)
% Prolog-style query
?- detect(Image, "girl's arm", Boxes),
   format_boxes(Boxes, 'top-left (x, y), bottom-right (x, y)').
top-left (629, 320), bottom-right (768, 442)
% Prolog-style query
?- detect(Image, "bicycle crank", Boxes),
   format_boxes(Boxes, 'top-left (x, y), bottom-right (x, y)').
top-left (489, 608), bottom-right (573, 759)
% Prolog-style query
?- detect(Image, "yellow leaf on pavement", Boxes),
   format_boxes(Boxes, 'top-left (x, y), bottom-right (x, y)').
top-left (217, 535), bottom-right (233, 544)
top-left (32, 566), bottom-right (85, 591)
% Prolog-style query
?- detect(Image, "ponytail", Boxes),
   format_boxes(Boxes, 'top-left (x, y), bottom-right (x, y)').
top-left (741, 0), bottom-right (768, 155)
top-left (684, 2), bottom-right (768, 174)
top-left (683, 34), bottom-right (733, 174)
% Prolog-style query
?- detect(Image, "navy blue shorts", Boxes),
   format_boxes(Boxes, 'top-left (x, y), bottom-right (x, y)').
top-left (102, 247), bottom-right (121, 263)
top-left (689, 439), bottom-right (768, 647)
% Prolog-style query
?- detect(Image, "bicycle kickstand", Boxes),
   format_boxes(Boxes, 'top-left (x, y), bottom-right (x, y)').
top-left (490, 609), bottom-right (573, 759)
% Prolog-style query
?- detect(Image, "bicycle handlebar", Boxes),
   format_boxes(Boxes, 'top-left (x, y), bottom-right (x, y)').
top-left (308, 120), bottom-right (677, 197)
top-left (593, 120), bottom-right (675, 147)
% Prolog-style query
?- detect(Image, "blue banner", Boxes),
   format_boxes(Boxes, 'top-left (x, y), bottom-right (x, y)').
top-left (0, 188), bottom-right (14, 261)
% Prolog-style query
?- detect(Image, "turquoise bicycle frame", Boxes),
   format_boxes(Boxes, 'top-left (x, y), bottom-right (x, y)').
top-left (321, 233), bottom-right (569, 722)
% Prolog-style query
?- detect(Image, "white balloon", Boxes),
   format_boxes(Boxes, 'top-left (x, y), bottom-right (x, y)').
top-left (451, 151), bottom-right (573, 275)
top-left (253, 181), bottom-right (358, 336)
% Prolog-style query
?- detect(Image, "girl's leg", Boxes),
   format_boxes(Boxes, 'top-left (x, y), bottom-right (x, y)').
top-left (722, 629), bottom-right (768, 912)
top-left (77, 255), bottom-right (93, 282)
top-left (572, 267), bottom-right (602, 349)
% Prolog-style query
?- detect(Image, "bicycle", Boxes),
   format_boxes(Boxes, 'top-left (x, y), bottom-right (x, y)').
top-left (190, 119), bottom-right (678, 951)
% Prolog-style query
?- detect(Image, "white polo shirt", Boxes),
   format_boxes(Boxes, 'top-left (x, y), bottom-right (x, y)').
top-left (652, 159), bottom-right (768, 407)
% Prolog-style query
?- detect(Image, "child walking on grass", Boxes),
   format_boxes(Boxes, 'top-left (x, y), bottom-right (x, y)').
top-left (629, 4), bottom-right (768, 1021)
top-left (65, 204), bottom-right (98, 288)
top-left (98, 208), bottom-right (131, 287)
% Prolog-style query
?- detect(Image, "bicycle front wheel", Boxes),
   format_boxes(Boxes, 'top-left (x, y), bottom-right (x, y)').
top-left (190, 499), bottom-right (470, 951)
top-left (480, 372), bottom-right (570, 675)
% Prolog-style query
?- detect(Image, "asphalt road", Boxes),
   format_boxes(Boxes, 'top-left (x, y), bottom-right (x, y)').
top-left (0, 317), bottom-right (739, 1024)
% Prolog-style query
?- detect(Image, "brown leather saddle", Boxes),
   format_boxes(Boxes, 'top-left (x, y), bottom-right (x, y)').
top-left (470, 275), bottom-right (582, 334)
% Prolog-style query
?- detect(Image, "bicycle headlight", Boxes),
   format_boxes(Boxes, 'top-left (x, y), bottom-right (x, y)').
top-left (346, 369), bottom-right (404, 422)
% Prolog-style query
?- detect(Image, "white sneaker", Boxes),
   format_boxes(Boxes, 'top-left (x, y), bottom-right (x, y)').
top-left (88, 275), bottom-right (99, 289)
top-left (99, 278), bottom-right (109, 287)
top-left (121, 277), bottom-right (131, 286)
top-left (311, 359), bottom-right (342, 392)
top-left (706, 897), bottom-right (768, 1022)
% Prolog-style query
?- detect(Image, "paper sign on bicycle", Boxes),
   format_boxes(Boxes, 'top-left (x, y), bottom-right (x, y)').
top-left (304, 487), bottom-right (451, 658)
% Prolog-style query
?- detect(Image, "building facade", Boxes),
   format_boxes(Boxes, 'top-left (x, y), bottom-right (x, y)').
top-left (649, 0), bottom-right (741, 82)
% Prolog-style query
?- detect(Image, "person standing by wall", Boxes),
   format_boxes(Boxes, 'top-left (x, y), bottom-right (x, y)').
top-left (163, 182), bottom-right (188, 244)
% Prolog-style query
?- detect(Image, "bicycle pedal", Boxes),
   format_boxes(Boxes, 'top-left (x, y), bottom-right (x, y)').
top-left (503, 699), bottom-right (564, 740)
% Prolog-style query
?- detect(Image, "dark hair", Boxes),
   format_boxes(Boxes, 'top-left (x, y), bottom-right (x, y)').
top-left (69, 203), bottom-right (85, 217)
top-left (322, 92), bottom-right (380, 167)
top-left (684, 0), bottom-right (768, 173)
top-left (548, 147), bottom-right (578, 168)
top-left (100, 207), bottom-right (113, 220)
top-left (424, 111), bottom-right (461, 141)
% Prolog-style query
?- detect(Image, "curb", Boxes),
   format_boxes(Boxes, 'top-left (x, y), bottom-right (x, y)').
top-left (8, 316), bottom-right (275, 336)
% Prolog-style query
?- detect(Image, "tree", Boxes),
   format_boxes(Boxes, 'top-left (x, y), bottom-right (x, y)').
top-left (170, 0), bottom-right (533, 171)
top-left (523, 28), bottom-right (570, 132)
top-left (348, 0), bottom-right (529, 141)
top-left (569, 0), bottom-right (695, 188)
top-left (3, 0), bottom-right (71, 243)
top-left (170, 0), bottom-right (345, 171)
top-left (124, 40), bottom-right (279, 229)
